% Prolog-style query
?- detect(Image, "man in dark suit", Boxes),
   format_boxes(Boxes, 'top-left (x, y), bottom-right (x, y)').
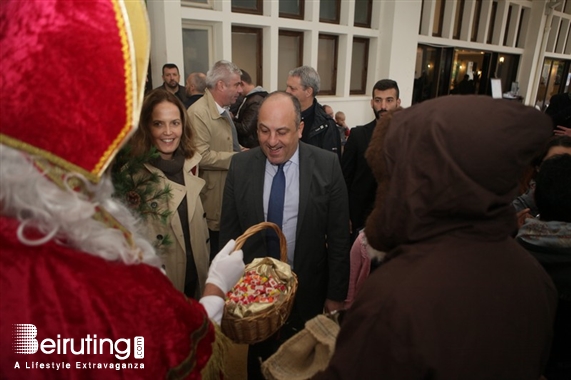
top-left (220, 91), bottom-right (350, 379)
top-left (341, 79), bottom-right (401, 242)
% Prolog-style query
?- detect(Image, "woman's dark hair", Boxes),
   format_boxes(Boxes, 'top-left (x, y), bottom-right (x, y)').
top-left (535, 153), bottom-right (571, 222)
top-left (518, 135), bottom-right (571, 194)
top-left (531, 135), bottom-right (571, 167)
top-left (128, 89), bottom-right (195, 159)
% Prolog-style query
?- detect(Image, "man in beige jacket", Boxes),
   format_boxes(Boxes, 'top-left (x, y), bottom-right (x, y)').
top-left (188, 60), bottom-right (243, 260)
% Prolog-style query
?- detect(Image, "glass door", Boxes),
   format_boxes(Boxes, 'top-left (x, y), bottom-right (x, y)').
top-left (536, 59), bottom-right (571, 110)
top-left (413, 45), bottom-right (453, 104)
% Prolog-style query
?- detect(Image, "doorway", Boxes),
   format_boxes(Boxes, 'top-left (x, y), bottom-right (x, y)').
top-left (413, 45), bottom-right (520, 103)
top-left (535, 58), bottom-right (571, 111)
top-left (450, 49), bottom-right (487, 95)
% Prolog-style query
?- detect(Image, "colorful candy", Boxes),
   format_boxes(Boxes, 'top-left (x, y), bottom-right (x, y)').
top-left (226, 270), bottom-right (287, 306)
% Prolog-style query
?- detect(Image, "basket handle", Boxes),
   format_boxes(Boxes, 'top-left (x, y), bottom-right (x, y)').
top-left (234, 222), bottom-right (288, 263)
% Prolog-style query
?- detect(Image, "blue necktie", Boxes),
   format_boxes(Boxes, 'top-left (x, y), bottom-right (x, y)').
top-left (267, 163), bottom-right (285, 259)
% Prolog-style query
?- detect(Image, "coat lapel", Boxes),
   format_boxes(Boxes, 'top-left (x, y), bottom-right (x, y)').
top-left (144, 163), bottom-right (186, 250)
top-left (252, 149), bottom-right (266, 223)
top-left (182, 155), bottom-right (205, 221)
top-left (296, 142), bottom-right (313, 240)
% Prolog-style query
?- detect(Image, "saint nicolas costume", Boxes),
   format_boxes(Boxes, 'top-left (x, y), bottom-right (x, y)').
top-left (0, 1), bottom-right (224, 378)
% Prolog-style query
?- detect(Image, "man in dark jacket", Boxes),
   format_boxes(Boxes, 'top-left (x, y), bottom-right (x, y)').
top-left (221, 92), bottom-right (349, 379)
top-left (286, 66), bottom-right (341, 159)
top-left (184, 72), bottom-right (206, 108)
top-left (341, 79), bottom-right (400, 242)
top-left (233, 69), bottom-right (268, 148)
top-left (154, 63), bottom-right (189, 106)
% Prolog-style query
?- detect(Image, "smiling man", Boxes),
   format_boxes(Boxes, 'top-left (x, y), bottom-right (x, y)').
top-left (188, 60), bottom-right (243, 259)
top-left (220, 91), bottom-right (350, 380)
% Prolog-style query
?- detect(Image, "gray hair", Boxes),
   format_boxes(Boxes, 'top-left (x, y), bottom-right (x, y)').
top-left (206, 60), bottom-right (242, 89)
top-left (288, 66), bottom-right (320, 96)
top-left (190, 72), bottom-right (206, 93)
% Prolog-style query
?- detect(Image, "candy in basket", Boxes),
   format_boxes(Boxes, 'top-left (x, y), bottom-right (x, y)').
top-left (221, 222), bottom-right (298, 344)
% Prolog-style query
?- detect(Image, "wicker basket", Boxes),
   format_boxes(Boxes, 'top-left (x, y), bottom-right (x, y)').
top-left (221, 222), bottom-right (298, 344)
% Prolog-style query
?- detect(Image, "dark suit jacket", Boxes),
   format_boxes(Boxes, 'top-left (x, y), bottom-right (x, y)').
top-left (341, 120), bottom-right (377, 231)
top-left (220, 142), bottom-right (350, 321)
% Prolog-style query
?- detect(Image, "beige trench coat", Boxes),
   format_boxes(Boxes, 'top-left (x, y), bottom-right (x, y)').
top-left (141, 154), bottom-right (210, 298)
top-left (188, 89), bottom-right (236, 231)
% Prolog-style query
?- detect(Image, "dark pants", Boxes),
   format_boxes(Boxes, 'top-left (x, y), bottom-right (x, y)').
top-left (247, 309), bottom-right (305, 379)
top-left (208, 229), bottom-right (219, 262)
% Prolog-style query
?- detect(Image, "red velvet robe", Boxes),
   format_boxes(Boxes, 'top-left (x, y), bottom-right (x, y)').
top-left (0, 216), bottom-right (214, 379)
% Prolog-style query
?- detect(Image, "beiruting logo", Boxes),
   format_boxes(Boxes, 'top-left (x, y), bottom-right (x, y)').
top-left (12, 324), bottom-right (144, 360)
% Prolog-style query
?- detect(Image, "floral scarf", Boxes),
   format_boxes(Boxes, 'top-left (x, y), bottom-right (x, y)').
top-left (516, 218), bottom-right (571, 248)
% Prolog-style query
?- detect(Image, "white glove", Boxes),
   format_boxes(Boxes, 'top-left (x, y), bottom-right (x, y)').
top-left (199, 296), bottom-right (225, 324)
top-left (206, 239), bottom-right (245, 294)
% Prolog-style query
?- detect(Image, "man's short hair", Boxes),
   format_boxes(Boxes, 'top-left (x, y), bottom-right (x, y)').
top-left (240, 69), bottom-right (253, 85)
top-left (289, 66), bottom-right (320, 97)
top-left (535, 153), bottom-right (571, 222)
top-left (162, 63), bottom-right (179, 75)
top-left (206, 60), bottom-right (242, 89)
top-left (260, 91), bottom-right (302, 128)
top-left (372, 79), bottom-right (400, 99)
top-left (189, 72), bottom-right (206, 93)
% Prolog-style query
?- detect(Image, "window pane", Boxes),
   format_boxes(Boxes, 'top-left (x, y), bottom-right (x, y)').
top-left (278, 32), bottom-right (302, 90)
top-left (564, 66), bottom-right (571, 93)
top-left (233, 0), bottom-right (257, 10)
top-left (232, 0), bottom-right (262, 14)
top-left (503, 5), bottom-right (512, 46)
top-left (487, 1), bottom-right (498, 44)
top-left (536, 59), bottom-right (554, 110)
top-left (232, 28), bottom-right (261, 84)
top-left (350, 38), bottom-right (368, 94)
top-left (413, 45), bottom-right (440, 104)
top-left (546, 60), bottom-right (564, 100)
top-left (354, 0), bottom-right (371, 27)
top-left (433, 0), bottom-right (445, 36)
top-left (453, 0), bottom-right (464, 39)
top-left (280, 0), bottom-right (302, 17)
top-left (186, 0), bottom-right (208, 4)
top-left (182, 29), bottom-right (210, 79)
top-left (320, 0), bottom-right (339, 23)
top-left (471, 0), bottom-right (482, 41)
top-left (318, 35), bottom-right (337, 94)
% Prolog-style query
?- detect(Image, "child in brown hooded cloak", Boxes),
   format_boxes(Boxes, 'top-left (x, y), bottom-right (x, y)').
top-left (314, 95), bottom-right (557, 380)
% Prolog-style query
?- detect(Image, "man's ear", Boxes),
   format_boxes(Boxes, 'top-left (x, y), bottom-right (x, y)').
top-left (298, 121), bottom-right (305, 138)
top-left (396, 98), bottom-right (401, 107)
top-left (305, 86), bottom-right (314, 98)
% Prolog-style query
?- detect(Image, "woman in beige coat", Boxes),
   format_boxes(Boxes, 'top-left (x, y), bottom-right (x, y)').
top-left (126, 89), bottom-right (210, 298)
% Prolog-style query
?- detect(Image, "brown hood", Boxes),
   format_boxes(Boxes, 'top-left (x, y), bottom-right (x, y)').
top-left (365, 95), bottom-right (552, 252)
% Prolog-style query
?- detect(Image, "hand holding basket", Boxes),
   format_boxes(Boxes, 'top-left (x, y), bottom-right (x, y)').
top-left (221, 222), bottom-right (298, 344)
